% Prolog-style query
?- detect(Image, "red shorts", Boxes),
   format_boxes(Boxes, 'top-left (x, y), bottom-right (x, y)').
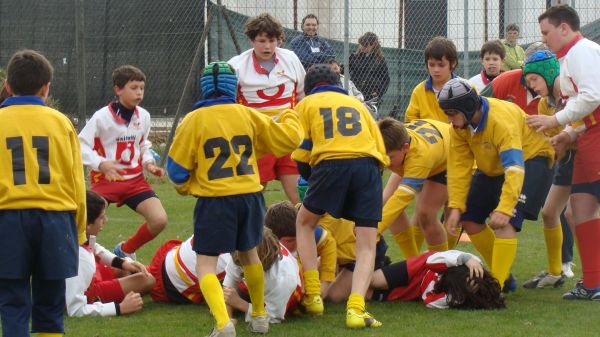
top-left (573, 125), bottom-right (600, 185)
top-left (91, 174), bottom-right (155, 207)
top-left (85, 263), bottom-right (125, 304)
top-left (148, 240), bottom-right (182, 303)
top-left (257, 154), bottom-right (298, 183)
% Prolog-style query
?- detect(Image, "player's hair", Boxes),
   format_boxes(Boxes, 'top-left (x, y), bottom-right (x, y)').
top-left (245, 13), bottom-right (284, 41)
top-left (301, 14), bottom-right (319, 26)
top-left (434, 265), bottom-right (505, 310)
top-left (6, 49), bottom-right (53, 96)
top-left (112, 65), bottom-right (146, 89)
top-left (86, 190), bottom-right (107, 225)
top-left (264, 201), bottom-right (297, 239)
top-left (378, 117), bottom-right (410, 152)
top-left (538, 4), bottom-right (580, 32)
top-left (232, 227), bottom-right (282, 272)
top-left (424, 37), bottom-right (458, 71)
top-left (357, 32), bottom-right (384, 63)
top-left (505, 23), bottom-right (519, 33)
top-left (480, 40), bottom-right (505, 60)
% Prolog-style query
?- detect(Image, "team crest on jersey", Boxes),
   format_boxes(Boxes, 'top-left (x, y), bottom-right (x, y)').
top-left (132, 121), bottom-right (141, 129)
top-left (276, 70), bottom-right (286, 76)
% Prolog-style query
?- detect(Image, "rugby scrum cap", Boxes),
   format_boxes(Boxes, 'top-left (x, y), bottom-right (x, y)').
top-left (437, 78), bottom-right (481, 122)
top-left (304, 63), bottom-right (341, 94)
top-left (522, 50), bottom-right (560, 91)
top-left (199, 61), bottom-right (237, 99)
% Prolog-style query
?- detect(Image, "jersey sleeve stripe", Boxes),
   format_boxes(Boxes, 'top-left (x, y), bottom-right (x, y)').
top-left (299, 139), bottom-right (313, 151)
top-left (166, 157), bottom-right (191, 184)
top-left (399, 177), bottom-right (425, 191)
top-left (500, 148), bottom-right (524, 168)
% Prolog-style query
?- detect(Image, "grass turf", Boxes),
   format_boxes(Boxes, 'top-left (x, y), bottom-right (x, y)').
top-left (61, 179), bottom-right (600, 337)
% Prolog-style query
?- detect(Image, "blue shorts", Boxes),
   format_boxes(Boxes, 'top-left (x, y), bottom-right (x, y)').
top-left (427, 171), bottom-right (447, 185)
top-left (192, 192), bottom-right (265, 256)
top-left (572, 180), bottom-right (600, 203)
top-left (461, 157), bottom-right (554, 231)
top-left (553, 150), bottom-right (575, 186)
top-left (0, 210), bottom-right (78, 279)
top-left (303, 158), bottom-right (382, 227)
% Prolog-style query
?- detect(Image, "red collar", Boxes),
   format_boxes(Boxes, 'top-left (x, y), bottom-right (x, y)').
top-left (556, 34), bottom-right (583, 59)
top-left (480, 70), bottom-right (491, 85)
top-left (252, 51), bottom-right (279, 75)
top-left (108, 101), bottom-right (139, 125)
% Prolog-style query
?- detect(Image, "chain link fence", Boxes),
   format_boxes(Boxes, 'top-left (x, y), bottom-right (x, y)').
top-left (2, 0), bottom-right (600, 154)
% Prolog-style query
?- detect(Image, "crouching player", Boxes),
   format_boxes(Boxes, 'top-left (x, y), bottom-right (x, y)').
top-left (370, 250), bottom-right (505, 310)
top-left (377, 117), bottom-right (453, 258)
top-left (166, 61), bottom-right (302, 336)
top-left (439, 78), bottom-right (555, 291)
top-left (223, 227), bottom-right (303, 324)
top-left (65, 191), bottom-right (155, 317)
top-left (292, 64), bottom-right (389, 328)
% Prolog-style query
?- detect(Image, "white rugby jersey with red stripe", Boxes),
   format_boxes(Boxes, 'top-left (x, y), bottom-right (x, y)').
top-left (228, 48), bottom-right (305, 117)
top-left (79, 103), bottom-right (155, 183)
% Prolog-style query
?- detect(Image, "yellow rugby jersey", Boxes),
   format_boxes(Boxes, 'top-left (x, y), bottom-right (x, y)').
top-left (291, 87), bottom-right (388, 167)
top-left (167, 98), bottom-right (302, 197)
top-left (0, 97), bottom-right (87, 244)
top-left (318, 214), bottom-right (357, 266)
top-left (447, 97), bottom-right (554, 216)
top-left (404, 79), bottom-right (450, 123)
top-left (379, 119), bottom-right (449, 233)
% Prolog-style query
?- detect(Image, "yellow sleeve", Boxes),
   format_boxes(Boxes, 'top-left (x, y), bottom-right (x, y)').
top-left (494, 123), bottom-right (525, 217)
top-left (290, 102), bottom-right (312, 165)
top-left (378, 187), bottom-right (415, 234)
top-left (69, 123), bottom-right (87, 245)
top-left (316, 228), bottom-right (337, 282)
top-left (404, 86), bottom-right (421, 122)
top-left (254, 108), bottom-right (303, 159)
top-left (168, 113), bottom-right (197, 172)
top-left (447, 130), bottom-right (475, 212)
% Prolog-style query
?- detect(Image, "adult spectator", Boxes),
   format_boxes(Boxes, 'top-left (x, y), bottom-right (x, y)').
top-left (502, 23), bottom-right (526, 71)
top-left (349, 32), bottom-right (390, 102)
top-left (289, 14), bottom-right (336, 69)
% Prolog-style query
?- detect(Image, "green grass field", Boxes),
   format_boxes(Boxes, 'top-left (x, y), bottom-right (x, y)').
top-left (62, 179), bottom-right (600, 337)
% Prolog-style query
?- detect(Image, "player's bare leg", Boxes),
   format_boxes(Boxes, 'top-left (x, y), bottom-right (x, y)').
top-left (278, 173), bottom-right (300, 204)
top-left (416, 181), bottom-right (447, 250)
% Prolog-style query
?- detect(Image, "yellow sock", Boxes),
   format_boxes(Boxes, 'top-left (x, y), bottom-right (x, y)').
top-left (427, 241), bottom-right (448, 252)
top-left (304, 269), bottom-right (321, 296)
top-left (393, 227), bottom-right (419, 258)
top-left (468, 225), bottom-right (495, 268)
top-left (544, 225), bottom-right (563, 276)
top-left (413, 225), bottom-right (425, 251)
top-left (200, 273), bottom-right (229, 329)
top-left (491, 238), bottom-right (518, 285)
top-left (38, 334), bottom-right (63, 337)
top-left (243, 263), bottom-right (266, 318)
top-left (346, 293), bottom-right (365, 312)
top-left (447, 227), bottom-right (460, 249)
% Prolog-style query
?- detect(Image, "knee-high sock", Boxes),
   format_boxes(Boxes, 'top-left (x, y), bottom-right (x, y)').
top-left (303, 269), bottom-right (320, 297)
top-left (491, 238), bottom-right (518, 285)
top-left (38, 334), bottom-right (63, 337)
top-left (575, 218), bottom-right (600, 289)
top-left (122, 223), bottom-right (158, 253)
top-left (413, 225), bottom-right (425, 251)
top-left (544, 225), bottom-right (563, 276)
top-left (393, 226), bottom-right (419, 258)
top-left (243, 263), bottom-right (266, 318)
top-left (200, 273), bottom-right (229, 329)
top-left (427, 241), bottom-right (448, 252)
top-left (468, 226), bottom-right (495, 268)
top-left (346, 293), bottom-right (365, 313)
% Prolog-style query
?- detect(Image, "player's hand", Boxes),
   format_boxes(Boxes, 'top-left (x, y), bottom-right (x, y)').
top-left (122, 260), bottom-right (150, 275)
top-left (465, 257), bottom-right (484, 279)
top-left (145, 163), bottom-right (165, 178)
top-left (223, 286), bottom-right (239, 305)
top-left (119, 292), bottom-right (143, 315)
top-left (549, 131), bottom-right (572, 160)
top-left (99, 160), bottom-right (126, 181)
top-left (526, 114), bottom-right (560, 132)
top-left (444, 208), bottom-right (462, 237)
top-left (488, 211), bottom-right (511, 230)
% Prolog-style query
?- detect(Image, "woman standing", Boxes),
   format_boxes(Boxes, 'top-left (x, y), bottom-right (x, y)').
top-left (349, 32), bottom-right (390, 103)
